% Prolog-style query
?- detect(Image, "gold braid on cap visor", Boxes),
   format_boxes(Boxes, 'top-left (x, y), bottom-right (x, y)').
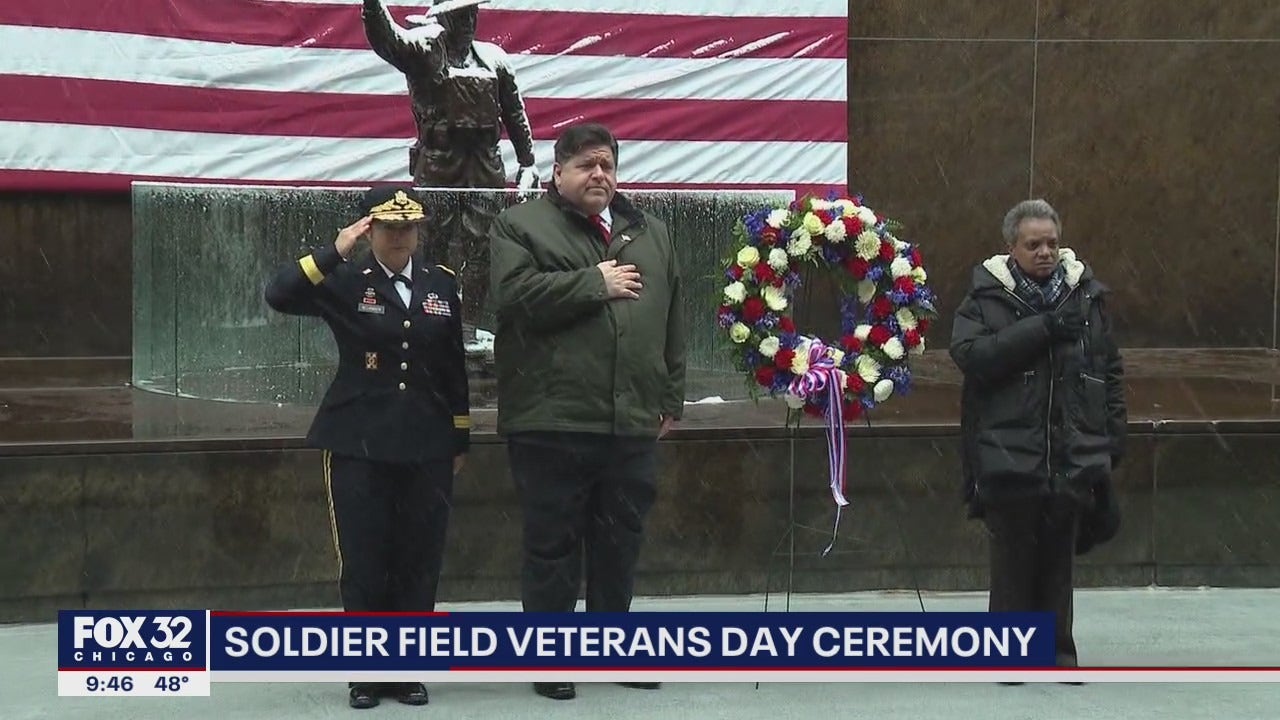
top-left (369, 191), bottom-right (425, 222)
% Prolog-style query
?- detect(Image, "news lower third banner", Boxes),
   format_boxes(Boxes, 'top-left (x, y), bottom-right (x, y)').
top-left (56, 610), bottom-right (1279, 695)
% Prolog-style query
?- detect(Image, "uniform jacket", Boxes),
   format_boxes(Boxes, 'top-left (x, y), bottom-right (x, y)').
top-left (950, 249), bottom-right (1126, 527)
top-left (264, 243), bottom-right (470, 463)
top-left (488, 184), bottom-right (686, 437)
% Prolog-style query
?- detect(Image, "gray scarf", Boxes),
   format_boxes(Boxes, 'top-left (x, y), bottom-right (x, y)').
top-left (1009, 258), bottom-right (1067, 310)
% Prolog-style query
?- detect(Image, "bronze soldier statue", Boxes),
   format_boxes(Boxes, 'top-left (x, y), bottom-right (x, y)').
top-left (362, 0), bottom-right (540, 343)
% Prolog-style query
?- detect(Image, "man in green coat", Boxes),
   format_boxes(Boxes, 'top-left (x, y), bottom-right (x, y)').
top-left (489, 123), bottom-right (686, 701)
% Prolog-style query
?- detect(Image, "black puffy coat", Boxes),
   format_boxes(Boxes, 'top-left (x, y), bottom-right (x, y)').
top-left (950, 250), bottom-right (1127, 522)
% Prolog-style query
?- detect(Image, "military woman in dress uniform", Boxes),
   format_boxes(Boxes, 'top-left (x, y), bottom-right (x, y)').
top-left (264, 185), bottom-right (470, 709)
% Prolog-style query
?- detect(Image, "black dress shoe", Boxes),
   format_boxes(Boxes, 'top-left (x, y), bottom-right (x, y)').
top-left (617, 682), bottom-right (661, 689)
top-left (533, 682), bottom-right (576, 700)
top-left (395, 682), bottom-right (430, 705)
top-left (998, 681), bottom-right (1023, 686)
top-left (348, 685), bottom-right (379, 709)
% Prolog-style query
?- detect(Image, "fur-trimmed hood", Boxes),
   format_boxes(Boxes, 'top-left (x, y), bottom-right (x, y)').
top-left (971, 247), bottom-right (1092, 293)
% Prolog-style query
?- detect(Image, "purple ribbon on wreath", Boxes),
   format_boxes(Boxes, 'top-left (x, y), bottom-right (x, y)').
top-left (786, 339), bottom-right (849, 556)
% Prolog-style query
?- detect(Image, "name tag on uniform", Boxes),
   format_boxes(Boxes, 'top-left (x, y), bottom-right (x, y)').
top-left (422, 293), bottom-right (451, 317)
top-left (358, 303), bottom-right (385, 314)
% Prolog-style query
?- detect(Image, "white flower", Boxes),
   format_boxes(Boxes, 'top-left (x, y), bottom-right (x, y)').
top-left (891, 235), bottom-right (908, 251)
top-left (766, 209), bottom-right (789, 229)
top-left (857, 207), bottom-right (877, 227)
top-left (802, 212), bottom-right (825, 236)
top-left (790, 347), bottom-right (810, 376)
top-left (729, 322), bottom-right (751, 344)
top-left (810, 199), bottom-right (832, 211)
top-left (910, 337), bottom-right (926, 355)
top-left (787, 230), bottom-right (812, 257)
top-left (911, 266), bottom-right (928, 284)
top-left (828, 348), bottom-right (845, 366)
top-left (890, 257), bottom-right (913, 278)
top-left (723, 281), bottom-right (747, 304)
top-left (895, 308), bottom-right (918, 331)
top-left (758, 336), bottom-right (780, 358)
top-left (841, 202), bottom-right (858, 218)
top-left (762, 285), bottom-right (788, 312)
top-left (882, 337), bottom-right (905, 360)
top-left (856, 280), bottom-right (876, 304)
top-left (856, 354), bottom-right (881, 383)
top-left (854, 324), bottom-right (872, 341)
top-left (855, 230), bottom-right (881, 260)
top-left (873, 378), bottom-right (895, 402)
top-left (784, 392), bottom-right (806, 409)
top-left (736, 245), bottom-right (760, 268)
top-left (824, 220), bottom-right (847, 243)
top-left (768, 248), bottom-right (790, 271)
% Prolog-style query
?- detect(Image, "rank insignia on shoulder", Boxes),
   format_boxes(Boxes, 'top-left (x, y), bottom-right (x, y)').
top-left (365, 352), bottom-right (378, 370)
top-left (362, 268), bottom-right (373, 275)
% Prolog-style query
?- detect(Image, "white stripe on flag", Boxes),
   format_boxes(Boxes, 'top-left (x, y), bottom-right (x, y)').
top-left (0, 26), bottom-right (846, 103)
top-left (0, 121), bottom-right (848, 186)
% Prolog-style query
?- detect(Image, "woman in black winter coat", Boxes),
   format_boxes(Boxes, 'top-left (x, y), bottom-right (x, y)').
top-left (950, 199), bottom-right (1126, 668)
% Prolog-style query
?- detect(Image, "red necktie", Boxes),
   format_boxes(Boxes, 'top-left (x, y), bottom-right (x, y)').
top-left (589, 214), bottom-right (610, 245)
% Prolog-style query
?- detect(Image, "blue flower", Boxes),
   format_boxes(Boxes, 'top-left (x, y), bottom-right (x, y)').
top-left (889, 289), bottom-right (911, 305)
top-left (888, 366), bottom-right (912, 395)
top-left (760, 312), bottom-right (780, 329)
top-left (785, 272), bottom-right (803, 289)
top-left (866, 265), bottom-right (884, 282)
top-left (744, 349), bottom-right (763, 368)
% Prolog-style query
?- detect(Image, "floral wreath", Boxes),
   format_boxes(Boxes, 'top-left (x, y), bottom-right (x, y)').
top-left (716, 193), bottom-right (938, 548)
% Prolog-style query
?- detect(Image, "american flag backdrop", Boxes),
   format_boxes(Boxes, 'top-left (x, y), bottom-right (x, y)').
top-left (0, 0), bottom-right (848, 192)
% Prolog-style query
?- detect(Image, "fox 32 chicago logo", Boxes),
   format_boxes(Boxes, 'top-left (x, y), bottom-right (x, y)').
top-left (59, 611), bottom-right (206, 668)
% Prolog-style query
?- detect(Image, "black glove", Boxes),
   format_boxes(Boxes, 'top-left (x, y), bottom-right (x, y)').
top-left (1044, 302), bottom-right (1085, 341)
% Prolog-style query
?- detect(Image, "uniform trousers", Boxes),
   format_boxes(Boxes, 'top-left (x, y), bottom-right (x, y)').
top-left (982, 494), bottom-right (1081, 666)
top-left (324, 452), bottom-right (454, 613)
top-left (507, 432), bottom-right (658, 613)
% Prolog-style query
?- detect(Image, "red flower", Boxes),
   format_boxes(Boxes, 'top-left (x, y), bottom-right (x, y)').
top-left (803, 402), bottom-right (825, 418)
top-left (904, 329), bottom-right (922, 347)
top-left (842, 216), bottom-right (862, 236)
top-left (728, 265), bottom-right (743, 281)
top-left (774, 348), bottom-right (796, 370)
top-left (742, 297), bottom-right (766, 324)
top-left (910, 248), bottom-right (922, 266)
top-left (845, 257), bottom-right (870, 280)
top-left (761, 227), bottom-right (779, 246)
top-left (846, 373), bottom-right (866, 394)
top-left (871, 297), bottom-right (894, 320)
top-left (718, 304), bottom-right (734, 317)
top-left (878, 241), bottom-right (896, 261)
top-left (778, 316), bottom-right (796, 334)
top-left (755, 264), bottom-right (776, 286)
top-left (894, 276), bottom-right (916, 295)
top-left (868, 324), bottom-right (892, 346)
top-left (844, 399), bottom-right (863, 419)
top-left (917, 318), bottom-right (931, 334)
top-left (755, 365), bottom-right (777, 388)
top-left (817, 210), bottom-right (834, 225)
top-left (840, 334), bottom-right (862, 353)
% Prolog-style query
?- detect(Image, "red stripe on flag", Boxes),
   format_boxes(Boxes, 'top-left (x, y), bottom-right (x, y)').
top-left (0, 0), bottom-right (846, 59)
top-left (0, 75), bottom-right (847, 143)
top-left (0, 169), bottom-right (841, 196)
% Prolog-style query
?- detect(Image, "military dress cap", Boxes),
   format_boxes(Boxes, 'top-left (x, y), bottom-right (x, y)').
top-left (406, 0), bottom-right (490, 25)
top-left (359, 185), bottom-right (426, 224)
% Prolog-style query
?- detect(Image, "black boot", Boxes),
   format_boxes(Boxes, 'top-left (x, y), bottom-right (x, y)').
top-left (534, 682), bottom-right (576, 700)
top-left (395, 682), bottom-right (430, 705)
top-left (347, 684), bottom-right (379, 709)
top-left (618, 682), bottom-right (661, 689)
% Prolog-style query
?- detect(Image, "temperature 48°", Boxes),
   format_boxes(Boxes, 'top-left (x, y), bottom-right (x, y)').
top-left (155, 676), bottom-right (190, 692)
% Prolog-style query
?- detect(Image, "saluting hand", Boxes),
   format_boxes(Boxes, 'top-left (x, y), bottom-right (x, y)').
top-left (335, 216), bottom-right (373, 259)
top-left (598, 259), bottom-right (642, 300)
